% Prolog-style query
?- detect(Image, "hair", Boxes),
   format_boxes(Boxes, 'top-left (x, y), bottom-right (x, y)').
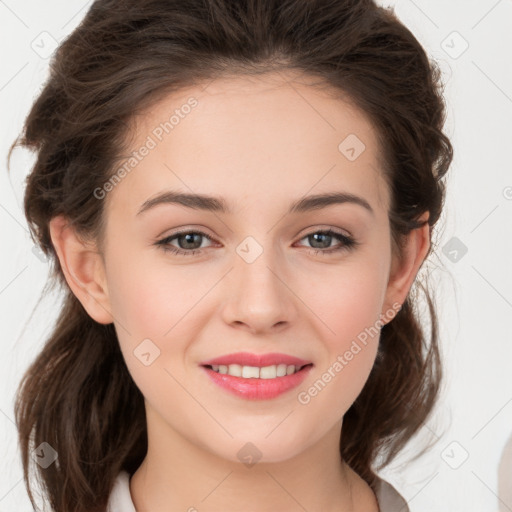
top-left (8, 0), bottom-right (453, 511)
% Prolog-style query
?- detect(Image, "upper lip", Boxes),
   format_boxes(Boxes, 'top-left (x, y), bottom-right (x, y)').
top-left (200, 352), bottom-right (312, 368)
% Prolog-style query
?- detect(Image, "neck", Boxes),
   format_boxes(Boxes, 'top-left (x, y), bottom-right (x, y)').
top-left (129, 405), bottom-right (378, 512)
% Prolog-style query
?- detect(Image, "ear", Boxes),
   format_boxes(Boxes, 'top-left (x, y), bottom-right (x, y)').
top-left (49, 215), bottom-right (113, 324)
top-left (381, 211), bottom-right (430, 324)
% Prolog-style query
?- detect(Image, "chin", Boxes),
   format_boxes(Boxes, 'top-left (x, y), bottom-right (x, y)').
top-left (205, 432), bottom-right (310, 466)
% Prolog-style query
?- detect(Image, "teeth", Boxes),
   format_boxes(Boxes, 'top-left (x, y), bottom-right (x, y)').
top-left (276, 364), bottom-right (287, 377)
top-left (259, 365), bottom-right (276, 379)
top-left (228, 364), bottom-right (242, 377)
top-left (210, 364), bottom-right (302, 378)
top-left (242, 365), bottom-right (260, 378)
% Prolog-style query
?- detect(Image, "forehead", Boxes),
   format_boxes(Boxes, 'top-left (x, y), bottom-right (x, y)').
top-left (107, 71), bottom-right (390, 219)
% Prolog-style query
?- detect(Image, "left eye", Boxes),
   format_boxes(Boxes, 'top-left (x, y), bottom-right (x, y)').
top-left (155, 229), bottom-right (358, 256)
top-left (298, 229), bottom-right (357, 253)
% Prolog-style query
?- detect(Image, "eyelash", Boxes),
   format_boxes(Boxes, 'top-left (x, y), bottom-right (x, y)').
top-left (155, 228), bottom-right (359, 257)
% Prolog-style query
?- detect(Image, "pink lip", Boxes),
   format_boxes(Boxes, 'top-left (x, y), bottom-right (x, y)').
top-left (200, 365), bottom-right (313, 400)
top-left (200, 352), bottom-right (313, 400)
top-left (200, 352), bottom-right (312, 367)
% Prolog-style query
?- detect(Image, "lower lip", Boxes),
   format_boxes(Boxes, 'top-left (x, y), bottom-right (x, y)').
top-left (201, 364), bottom-right (313, 400)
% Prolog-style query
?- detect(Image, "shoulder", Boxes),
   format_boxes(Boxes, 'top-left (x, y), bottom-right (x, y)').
top-left (374, 474), bottom-right (410, 512)
top-left (107, 470), bottom-right (136, 512)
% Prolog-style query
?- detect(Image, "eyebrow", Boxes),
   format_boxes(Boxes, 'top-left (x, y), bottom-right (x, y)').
top-left (136, 190), bottom-right (374, 217)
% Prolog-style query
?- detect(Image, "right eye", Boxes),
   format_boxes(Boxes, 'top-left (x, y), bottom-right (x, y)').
top-left (155, 230), bottom-right (216, 256)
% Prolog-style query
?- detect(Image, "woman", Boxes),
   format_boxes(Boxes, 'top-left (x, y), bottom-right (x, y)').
top-left (10, 0), bottom-right (452, 510)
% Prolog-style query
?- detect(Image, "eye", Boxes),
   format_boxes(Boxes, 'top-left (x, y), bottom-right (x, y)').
top-left (296, 229), bottom-right (358, 255)
top-left (155, 230), bottom-right (215, 256)
top-left (155, 228), bottom-right (359, 257)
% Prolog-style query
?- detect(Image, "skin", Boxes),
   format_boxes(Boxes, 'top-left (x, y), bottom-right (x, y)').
top-left (49, 70), bottom-right (429, 511)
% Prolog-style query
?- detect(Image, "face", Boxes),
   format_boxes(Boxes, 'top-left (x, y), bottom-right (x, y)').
top-left (91, 71), bottom-right (404, 463)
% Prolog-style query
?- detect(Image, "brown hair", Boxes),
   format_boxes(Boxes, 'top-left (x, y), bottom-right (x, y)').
top-left (8, 0), bottom-right (452, 510)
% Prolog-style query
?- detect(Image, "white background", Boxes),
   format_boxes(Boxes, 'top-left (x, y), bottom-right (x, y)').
top-left (1, 1), bottom-right (511, 511)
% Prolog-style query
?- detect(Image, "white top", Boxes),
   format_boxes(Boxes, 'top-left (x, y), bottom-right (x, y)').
top-left (107, 470), bottom-right (410, 511)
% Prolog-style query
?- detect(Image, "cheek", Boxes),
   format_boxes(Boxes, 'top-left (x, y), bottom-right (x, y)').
top-left (296, 257), bottom-right (389, 411)
top-left (307, 257), bottom-right (389, 350)
top-left (106, 251), bottom-right (213, 388)
top-left (296, 341), bottom-right (378, 436)
top-left (106, 246), bottom-right (213, 337)
top-left (296, 292), bottom-right (382, 429)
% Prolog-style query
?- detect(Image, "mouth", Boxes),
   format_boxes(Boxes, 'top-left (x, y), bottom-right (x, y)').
top-left (199, 352), bottom-right (314, 400)
top-left (203, 362), bottom-right (313, 379)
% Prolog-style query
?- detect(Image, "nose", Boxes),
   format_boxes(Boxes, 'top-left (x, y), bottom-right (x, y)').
top-left (220, 243), bottom-right (297, 335)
